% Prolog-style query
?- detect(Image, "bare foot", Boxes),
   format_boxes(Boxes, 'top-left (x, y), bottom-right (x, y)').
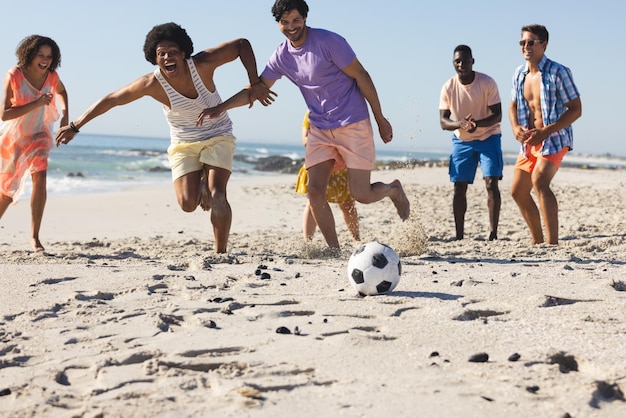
top-left (31, 238), bottom-right (45, 253)
top-left (390, 180), bottom-right (410, 220)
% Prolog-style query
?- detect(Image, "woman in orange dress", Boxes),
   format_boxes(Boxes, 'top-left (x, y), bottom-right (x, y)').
top-left (0, 35), bottom-right (68, 252)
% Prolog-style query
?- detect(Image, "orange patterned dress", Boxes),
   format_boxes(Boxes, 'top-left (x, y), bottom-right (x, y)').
top-left (0, 67), bottom-right (60, 202)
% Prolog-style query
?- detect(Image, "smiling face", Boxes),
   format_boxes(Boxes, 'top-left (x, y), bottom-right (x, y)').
top-left (520, 31), bottom-right (547, 64)
top-left (278, 9), bottom-right (308, 47)
top-left (155, 41), bottom-right (185, 78)
top-left (31, 45), bottom-right (53, 74)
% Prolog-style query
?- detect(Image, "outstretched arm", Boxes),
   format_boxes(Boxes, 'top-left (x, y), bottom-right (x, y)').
top-left (197, 88), bottom-right (250, 126)
top-left (341, 58), bottom-right (392, 143)
top-left (197, 77), bottom-right (277, 126)
top-left (198, 38), bottom-right (261, 86)
top-left (195, 38), bottom-right (276, 107)
top-left (56, 74), bottom-right (156, 146)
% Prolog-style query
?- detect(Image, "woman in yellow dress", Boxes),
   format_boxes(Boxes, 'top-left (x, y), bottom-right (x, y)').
top-left (296, 110), bottom-right (359, 242)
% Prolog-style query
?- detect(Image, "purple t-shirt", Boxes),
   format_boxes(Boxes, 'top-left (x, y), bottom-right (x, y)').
top-left (261, 27), bottom-right (369, 130)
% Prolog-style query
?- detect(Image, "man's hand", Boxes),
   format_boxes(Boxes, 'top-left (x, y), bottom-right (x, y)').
top-left (197, 105), bottom-right (225, 126)
top-left (377, 117), bottom-right (393, 143)
top-left (523, 127), bottom-right (546, 146)
top-left (513, 125), bottom-right (530, 143)
top-left (55, 125), bottom-right (77, 147)
top-left (460, 113), bottom-right (477, 132)
top-left (248, 81), bottom-right (277, 107)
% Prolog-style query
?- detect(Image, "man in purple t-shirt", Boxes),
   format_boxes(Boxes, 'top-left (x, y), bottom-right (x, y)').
top-left (201, 0), bottom-right (410, 251)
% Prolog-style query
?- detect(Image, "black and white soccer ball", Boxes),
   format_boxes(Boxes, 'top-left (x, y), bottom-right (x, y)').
top-left (347, 241), bottom-right (401, 296)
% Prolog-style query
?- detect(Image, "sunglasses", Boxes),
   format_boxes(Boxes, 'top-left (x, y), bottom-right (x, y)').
top-left (519, 39), bottom-right (544, 47)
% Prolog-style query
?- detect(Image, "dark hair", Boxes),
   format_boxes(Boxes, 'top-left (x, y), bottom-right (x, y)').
top-left (143, 22), bottom-right (194, 65)
top-left (271, 0), bottom-right (309, 22)
top-left (453, 44), bottom-right (472, 57)
top-left (521, 24), bottom-right (549, 43)
top-left (16, 35), bottom-right (61, 72)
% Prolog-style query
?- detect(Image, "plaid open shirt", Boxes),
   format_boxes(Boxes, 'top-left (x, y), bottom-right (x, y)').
top-left (511, 55), bottom-right (580, 156)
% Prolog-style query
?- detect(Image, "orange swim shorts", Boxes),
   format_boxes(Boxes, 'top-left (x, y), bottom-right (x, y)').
top-left (515, 144), bottom-right (569, 173)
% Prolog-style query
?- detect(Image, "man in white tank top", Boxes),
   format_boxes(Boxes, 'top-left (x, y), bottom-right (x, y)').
top-left (55, 22), bottom-right (276, 253)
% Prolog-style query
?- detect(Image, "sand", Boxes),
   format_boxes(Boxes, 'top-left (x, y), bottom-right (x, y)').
top-left (1, 165), bottom-right (625, 417)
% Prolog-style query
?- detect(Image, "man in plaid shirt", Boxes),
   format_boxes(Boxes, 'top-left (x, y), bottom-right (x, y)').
top-left (509, 24), bottom-right (582, 245)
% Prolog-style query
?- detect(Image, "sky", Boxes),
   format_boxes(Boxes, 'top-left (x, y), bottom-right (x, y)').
top-left (1, 0), bottom-right (624, 157)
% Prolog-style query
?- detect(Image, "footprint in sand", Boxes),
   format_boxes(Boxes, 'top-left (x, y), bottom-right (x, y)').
top-left (453, 309), bottom-right (509, 321)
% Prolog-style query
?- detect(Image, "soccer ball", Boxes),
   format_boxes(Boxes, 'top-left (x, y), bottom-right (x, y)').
top-left (347, 241), bottom-right (401, 296)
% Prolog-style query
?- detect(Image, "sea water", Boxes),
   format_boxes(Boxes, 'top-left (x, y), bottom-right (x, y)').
top-left (22, 133), bottom-right (625, 199)
top-left (31, 133), bottom-right (445, 198)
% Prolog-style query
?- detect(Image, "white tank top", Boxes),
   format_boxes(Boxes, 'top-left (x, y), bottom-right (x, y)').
top-left (154, 58), bottom-right (233, 143)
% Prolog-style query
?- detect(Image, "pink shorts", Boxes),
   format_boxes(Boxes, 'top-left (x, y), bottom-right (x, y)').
top-left (515, 144), bottom-right (569, 172)
top-left (305, 119), bottom-right (375, 171)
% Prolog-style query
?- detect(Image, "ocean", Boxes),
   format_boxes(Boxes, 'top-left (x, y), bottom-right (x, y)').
top-left (33, 134), bottom-right (446, 197)
top-left (18, 133), bottom-right (626, 199)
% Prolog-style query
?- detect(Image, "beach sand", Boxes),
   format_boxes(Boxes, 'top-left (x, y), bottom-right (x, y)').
top-left (1, 165), bottom-right (625, 417)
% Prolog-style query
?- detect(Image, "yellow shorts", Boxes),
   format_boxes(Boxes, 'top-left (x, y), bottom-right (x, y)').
top-left (295, 165), bottom-right (352, 203)
top-left (167, 135), bottom-right (236, 181)
top-left (306, 119), bottom-right (375, 171)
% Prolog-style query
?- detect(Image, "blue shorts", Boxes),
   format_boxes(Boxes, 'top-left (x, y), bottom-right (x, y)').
top-left (449, 133), bottom-right (503, 183)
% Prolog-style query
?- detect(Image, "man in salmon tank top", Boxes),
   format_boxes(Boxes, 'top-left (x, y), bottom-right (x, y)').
top-left (55, 23), bottom-right (276, 253)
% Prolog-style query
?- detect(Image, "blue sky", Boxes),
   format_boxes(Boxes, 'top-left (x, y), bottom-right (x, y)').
top-left (1, 0), bottom-right (623, 157)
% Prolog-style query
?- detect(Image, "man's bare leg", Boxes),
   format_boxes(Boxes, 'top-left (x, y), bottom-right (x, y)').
top-left (173, 170), bottom-right (204, 212)
top-left (302, 200), bottom-right (317, 241)
top-left (453, 182), bottom-right (468, 240)
top-left (532, 160), bottom-right (559, 245)
top-left (0, 194), bottom-right (12, 219)
top-left (307, 161), bottom-right (339, 249)
top-left (485, 177), bottom-right (501, 241)
top-left (511, 168), bottom-right (544, 244)
top-left (348, 168), bottom-right (410, 220)
top-left (173, 167), bottom-right (231, 252)
top-left (206, 166), bottom-right (232, 253)
top-left (338, 199), bottom-right (360, 241)
top-left (30, 171), bottom-right (47, 252)
top-left (199, 166), bottom-right (211, 211)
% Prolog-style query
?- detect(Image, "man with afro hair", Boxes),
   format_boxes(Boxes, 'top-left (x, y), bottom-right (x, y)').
top-left (56, 22), bottom-right (274, 253)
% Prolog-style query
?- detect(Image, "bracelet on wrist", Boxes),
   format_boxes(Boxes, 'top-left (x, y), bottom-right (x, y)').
top-left (69, 122), bottom-right (80, 133)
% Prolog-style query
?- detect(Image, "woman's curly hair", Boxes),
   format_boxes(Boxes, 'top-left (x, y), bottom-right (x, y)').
top-left (16, 35), bottom-right (61, 72)
top-left (143, 22), bottom-right (194, 65)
